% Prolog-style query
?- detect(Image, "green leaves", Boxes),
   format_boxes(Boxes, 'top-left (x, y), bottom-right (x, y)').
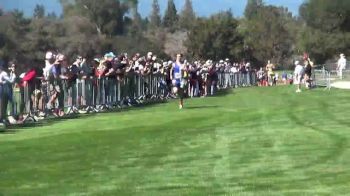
top-left (163, 0), bottom-right (178, 31)
top-left (149, 0), bottom-right (161, 28)
top-left (186, 11), bottom-right (243, 61)
top-left (179, 0), bottom-right (196, 30)
top-left (299, 0), bottom-right (350, 63)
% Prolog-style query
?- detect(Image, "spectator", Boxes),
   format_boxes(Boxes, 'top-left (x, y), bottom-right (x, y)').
top-left (294, 60), bottom-right (304, 93)
top-left (304, 58), bottom-right (314, 89)
top-left (189, 62), bottom-right (199, 97)
top-left (337, 53), bottom-right (346, 79)
top-left (0, 63), bottom-right (17, 124)
top-left (43, 51), bottom-right (55, 79)
top-left (257, 67), bottom-right (265, 86)
top-left (265, 60), bottom-right (275, 86)
top-left (47, 54), bottom-right (65, 116)
top-left (281, 71), bottom-right (288, 85)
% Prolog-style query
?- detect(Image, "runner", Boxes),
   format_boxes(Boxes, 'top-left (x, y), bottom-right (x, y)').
top-left (170, 54), bottom-right (185, 109)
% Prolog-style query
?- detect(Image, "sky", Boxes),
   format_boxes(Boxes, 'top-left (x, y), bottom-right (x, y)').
top-left (0, 0), bottom-right (304, 18)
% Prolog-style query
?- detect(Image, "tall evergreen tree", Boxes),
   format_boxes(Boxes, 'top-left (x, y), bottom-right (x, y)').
top-left (179, 0), bottom-right (196, 30)
top-left (47, 12), bottom-right (57, 19)
top-left (149, 0), bottom-right (161, 28)
top-left (33, 4), bottom-right (45, 19)
top-left (244, 0), bottom-right (264, 19)
top-left (163, 0), bottom-right (178, 30)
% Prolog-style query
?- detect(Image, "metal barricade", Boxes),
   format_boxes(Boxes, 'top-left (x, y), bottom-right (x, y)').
top-left (1, 70), bottom-right (258, 126)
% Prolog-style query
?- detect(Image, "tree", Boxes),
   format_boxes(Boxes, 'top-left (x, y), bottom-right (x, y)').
top-left (33, 4), bottom-right (45, 19)
top-left (60, 0), bottom-right (129, 36)
top-left (47, 12), bottom-right (57, 20)
top-left (241, 5), bottom-right (295, 67)
top-left (298, 0), bottom-right (350, 63)
top-left (244, 0), bottom-right (264, 19)
top-left (186, 11), bottom-right (244, 61)
top-left (163, 0), bottom-right (178, 31)
top-left (179, 0), bottom-right (196, 30)
top-left (149, 0), bottom-right (161, 28)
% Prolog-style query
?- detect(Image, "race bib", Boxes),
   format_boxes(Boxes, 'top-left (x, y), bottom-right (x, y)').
top-left (174, 72), bottom-right (181, 79)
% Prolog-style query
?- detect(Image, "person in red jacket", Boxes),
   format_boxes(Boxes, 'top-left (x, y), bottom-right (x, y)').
top-left (18, 67), bottom-right (37, 121)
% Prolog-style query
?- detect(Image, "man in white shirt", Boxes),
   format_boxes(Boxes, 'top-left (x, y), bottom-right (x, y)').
top-left (44, 51), bottom-right (55, 79)
top-left (0, 64), bottom-right (16, 123)
top-left (294, 60), bottom-right (304, 93)
top-left (337, 53), bottom-right (346, 79)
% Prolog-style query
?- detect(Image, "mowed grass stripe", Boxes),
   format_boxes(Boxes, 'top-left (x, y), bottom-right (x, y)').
top-left (0, 86), bottom-right (350, 195)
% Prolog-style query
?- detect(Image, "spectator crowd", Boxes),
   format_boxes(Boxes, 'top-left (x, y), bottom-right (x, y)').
top-left (0, 51), bottom-right (257, 125)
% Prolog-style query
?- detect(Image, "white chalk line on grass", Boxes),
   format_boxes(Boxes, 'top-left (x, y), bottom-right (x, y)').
top-left (331, 81), bottom-right (350, 90)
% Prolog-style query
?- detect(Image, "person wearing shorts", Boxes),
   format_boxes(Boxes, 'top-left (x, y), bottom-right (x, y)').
top-left (304, 58), bottom-right (313, 89)
top-left (265, 60), bottom-right (275, 86)
top-left (294, 60), bottom-right (304, 93)
top-left (170, 54), bottom-right (185, 109)
top-left (337, 53), bottom-right (346, 79)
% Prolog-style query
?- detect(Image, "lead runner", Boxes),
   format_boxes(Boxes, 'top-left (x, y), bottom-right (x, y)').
top-left (170, 53), bottom-right (185, 109)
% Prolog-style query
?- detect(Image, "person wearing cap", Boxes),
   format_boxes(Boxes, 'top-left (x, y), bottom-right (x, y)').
top-left (147, 52), bottom-right (153, 61)
top-left (170, 54), bottom-right (185, 109)
top-left (337, 53), bottom-right (347, 79)
top-left (44, 51), bottom-right (56, 79)
top-left (294, 60), bottom-right (304, 93)
top-left (0, 63), bottom-right (17, 123)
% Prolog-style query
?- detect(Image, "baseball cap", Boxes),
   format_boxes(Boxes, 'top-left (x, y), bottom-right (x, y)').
top-left (104, 52), bottom-right (116, 58)
top-left (93, 58), bottom-right (100, 63)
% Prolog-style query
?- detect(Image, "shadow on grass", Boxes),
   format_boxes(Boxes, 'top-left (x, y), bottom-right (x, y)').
top-left (185, 105), bottom-right (220, 110)
top-left (1, 100), bottom-right (168, 133)
top-left (212, 88), bottom-right (234, 97)
top-left (1, 88), bottom-right (235, 133)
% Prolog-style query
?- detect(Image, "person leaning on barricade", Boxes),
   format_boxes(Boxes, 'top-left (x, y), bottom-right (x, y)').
top-left (46, 53), bottom-right (66, 117)
top-left (18, 62), bottom-right (42, 122)
top-left (64, 55), bottom-right (80, 113)
top-left (76, 56), bottom-right (92, 110)
top-left (102, 52), bottom-right (117, 106)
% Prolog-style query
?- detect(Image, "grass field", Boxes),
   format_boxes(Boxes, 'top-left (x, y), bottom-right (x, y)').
top-left (1, 86), bottom-right (350, 195)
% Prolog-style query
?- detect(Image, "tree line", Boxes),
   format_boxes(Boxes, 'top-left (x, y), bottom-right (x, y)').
top-left (0, 0), bottom-right (349, 72)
